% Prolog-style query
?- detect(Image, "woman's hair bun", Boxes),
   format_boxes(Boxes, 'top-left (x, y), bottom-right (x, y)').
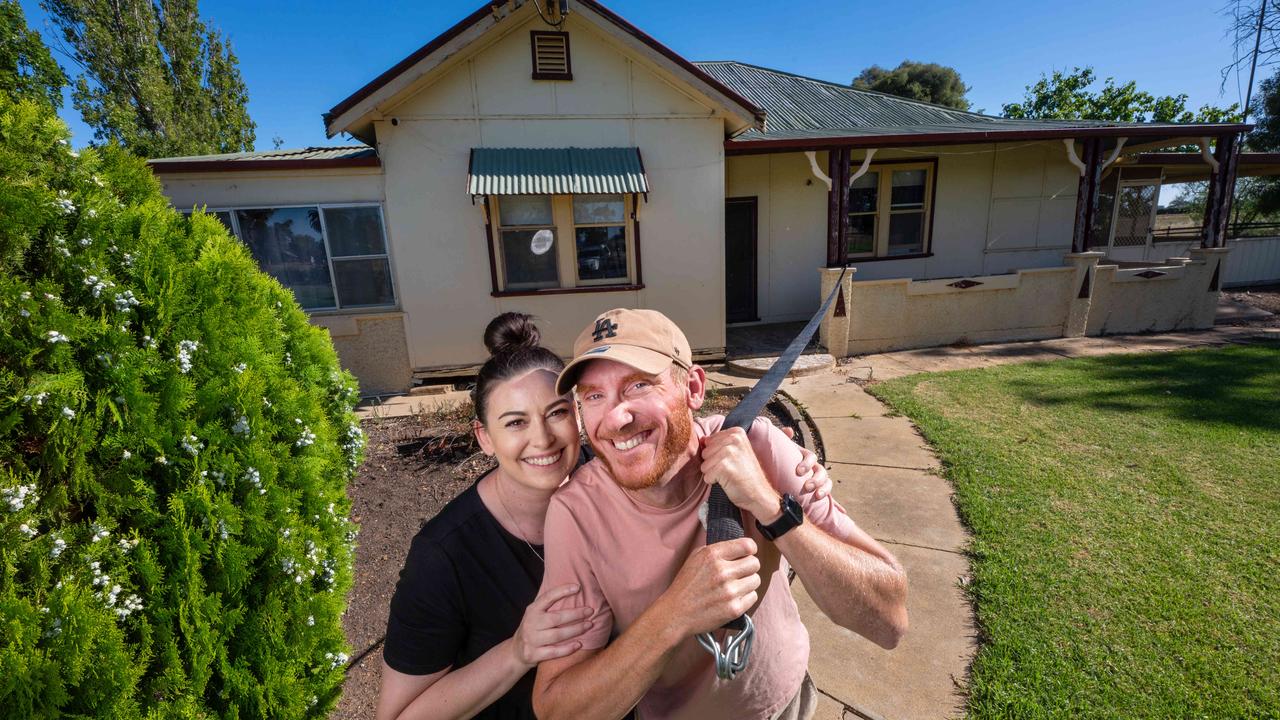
top-left (482, 312), bottom-right (542, 355)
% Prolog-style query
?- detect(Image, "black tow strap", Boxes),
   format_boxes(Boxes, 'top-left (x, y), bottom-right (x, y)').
top-left (698, 266), bottom-right (848, 680)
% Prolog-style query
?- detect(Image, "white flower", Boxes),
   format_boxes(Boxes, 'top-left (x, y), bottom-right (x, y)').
top-left (180, 434), bottom-right (203, 455)
top-left (282, 528), bottom-right (291, 538)
top-left (61, 407), bottom-right (75, 419)
top-left (122, 252), bottom-right (135, 268)
top-left (19, 523), bottom-right (38, 539)
top-left (307, 615), bottom-right (315, 626)
top-left (20, 291), bottom-right (31, 300)
top-left (231, 415), bottom-right (250, 437)
top-left (118, 537), bottom-right (137, 552)
top-left (232, 362), bottom-right (247, 374)
top-left (218, 520), bottom-right (229, 540)
top-left (22, 392), bottom-right (48, 406)
top-left (4, 484), bottom-right (40, 511)
top-left (85, 208), bottom-right (96, 218)
top-left (113, 290), bottom-right (139, 312)
top-left (176, 340), bottom-right (199, 373)
top-left (50, 537), bottom-right (67, 558)
top-left (156, 455), bottom-right (168, 466)
top-left (324, 651), bottom-right (349, 670)
top-left (295, 426), bottom-right (316, 448)
top-left (43, 293), bottom-right (59, 301)
top-left (79, 237), bottom-right (92, 247)
top-left (19, 309), bottom-right (29, 317)
top-left (91, 524), bottom-right (111, 543)
top-left (121, 449), bottom-right (131, 459)
top-left (262, 396), bottom-right (272, 408)
top-left (53, 194), bottom-right (75, 214)
top-left (46, 330), bottom-right (68, 344)
top-left (284, 352), bottom-right (292, 366)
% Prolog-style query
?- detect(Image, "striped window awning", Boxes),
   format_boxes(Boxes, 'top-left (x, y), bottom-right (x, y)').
top-left (467, 147), bottom-right (649, 196)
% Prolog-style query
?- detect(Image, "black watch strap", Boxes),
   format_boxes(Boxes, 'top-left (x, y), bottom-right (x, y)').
top-left (755, 493), bottom-right (803, 541)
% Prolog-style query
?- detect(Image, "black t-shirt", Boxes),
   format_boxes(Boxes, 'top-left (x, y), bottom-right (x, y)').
top-left (384, 475), bottom-right (544, 719)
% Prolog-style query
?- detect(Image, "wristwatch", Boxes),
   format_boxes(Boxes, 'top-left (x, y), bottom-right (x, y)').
top-left (755, 494), bottom-right (804, 540)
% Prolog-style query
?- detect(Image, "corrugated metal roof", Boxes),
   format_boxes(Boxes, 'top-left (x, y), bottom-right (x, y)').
top-left (696, 61), bottom-right (995, 134)
top-left (148, 146), bottom-right (376, 164)
top-left (695, 61), bottom-right (1239, 144)
top-left (468, 147), bottom-right (648, 195)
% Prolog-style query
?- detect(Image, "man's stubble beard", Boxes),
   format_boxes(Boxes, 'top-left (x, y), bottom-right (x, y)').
top-left (590, 393), bottom-right (694, 491)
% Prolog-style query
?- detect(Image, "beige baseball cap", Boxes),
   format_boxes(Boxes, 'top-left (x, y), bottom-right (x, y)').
top-left (556, 308), bottom-right (692, 395)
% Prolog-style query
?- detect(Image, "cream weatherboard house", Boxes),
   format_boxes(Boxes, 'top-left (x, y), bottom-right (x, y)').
top-left (152, 0), bottom-right (1268, 395)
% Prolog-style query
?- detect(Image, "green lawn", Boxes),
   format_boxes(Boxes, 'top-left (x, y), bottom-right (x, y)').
top-left (870, 342), bottom-right (1280, 719)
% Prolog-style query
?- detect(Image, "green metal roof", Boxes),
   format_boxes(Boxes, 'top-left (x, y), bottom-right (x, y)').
top-left (695, 61), bottom-right (1247, 146)
top-left (467, 147), bottom-right (648, 195)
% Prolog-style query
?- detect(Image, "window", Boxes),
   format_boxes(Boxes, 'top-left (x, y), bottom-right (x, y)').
top-left (186, 204), bottom-right (395, 311)
top-left (845, 162), bottom-right (934, 259)
top-left (490, 194), bottom-right (637, 293)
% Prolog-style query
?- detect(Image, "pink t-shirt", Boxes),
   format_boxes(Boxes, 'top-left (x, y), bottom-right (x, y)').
top-left (541, 415), bottom-right (860, 719)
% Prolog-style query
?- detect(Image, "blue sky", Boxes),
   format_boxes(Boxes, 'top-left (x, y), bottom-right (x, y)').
top-left (20, 0), bottom-right (1253, 151)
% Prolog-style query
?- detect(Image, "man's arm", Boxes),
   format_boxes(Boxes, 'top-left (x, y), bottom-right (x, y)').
top-left (532, 538), bottom-right (762, 720)
top-left (701, 427), bottom-right (908, 649)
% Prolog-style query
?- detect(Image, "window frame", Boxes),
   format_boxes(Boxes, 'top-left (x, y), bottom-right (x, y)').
top-left (844, 158), bottom-right (937, 261)
top-left (486, 193), bottom-right (643, 296)
top-left (186, 202), bottom-right (398, 313)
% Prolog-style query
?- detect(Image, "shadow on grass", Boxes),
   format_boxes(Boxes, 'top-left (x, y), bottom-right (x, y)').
top-left (1002, 341), bottom-right (1280, 433)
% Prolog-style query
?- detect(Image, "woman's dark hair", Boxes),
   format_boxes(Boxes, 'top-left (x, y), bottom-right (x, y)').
top-left (473, 312), bottom-right (565, 424)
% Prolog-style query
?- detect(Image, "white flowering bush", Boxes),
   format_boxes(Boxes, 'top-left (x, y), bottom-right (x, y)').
top-left (0, 97), bottom-right (366, 717)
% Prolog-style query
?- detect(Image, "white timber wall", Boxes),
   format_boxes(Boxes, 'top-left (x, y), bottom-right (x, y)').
top-left (375, 11), bottom-right (727, 369)
top-left (160, 168), bottom-right (384, 209)
top-left (1221, 236), bottom-right (1280, 286)
top-left (725, 141), bottom-right (1082, 323)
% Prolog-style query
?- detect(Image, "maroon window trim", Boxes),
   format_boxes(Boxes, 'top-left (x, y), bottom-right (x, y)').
top-left (492, 284), bottom-right (645, 298)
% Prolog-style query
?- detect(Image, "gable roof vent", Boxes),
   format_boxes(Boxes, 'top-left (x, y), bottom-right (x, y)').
top-left (531, 31), bottom-right (572, 80)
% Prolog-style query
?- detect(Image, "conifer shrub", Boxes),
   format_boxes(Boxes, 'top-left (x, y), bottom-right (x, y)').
top-left (0, 96), bottom-right (364, 718)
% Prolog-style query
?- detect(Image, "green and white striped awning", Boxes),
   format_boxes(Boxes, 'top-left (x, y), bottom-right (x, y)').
top-left (467, 147), bottom-right (648, 195)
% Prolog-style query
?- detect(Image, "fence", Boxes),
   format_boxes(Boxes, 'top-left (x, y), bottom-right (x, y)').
top-left (819, 248), bottom-right (1229, 357)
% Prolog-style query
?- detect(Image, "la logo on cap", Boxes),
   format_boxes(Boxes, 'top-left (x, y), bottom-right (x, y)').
top-left (592, 317), bottom-right (619, 342)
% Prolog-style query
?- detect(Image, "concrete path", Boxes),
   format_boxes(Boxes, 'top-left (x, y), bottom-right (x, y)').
top-left (705, 368), bottom-right (973, 720)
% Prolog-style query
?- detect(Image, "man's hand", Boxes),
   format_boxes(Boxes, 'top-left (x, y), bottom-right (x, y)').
top-left (657, 537), bottom-right (761, 636)
top-left (700, 427), bottom-right (782, 523)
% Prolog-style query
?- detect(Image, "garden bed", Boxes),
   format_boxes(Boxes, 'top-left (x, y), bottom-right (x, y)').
top-left (332, 386), bottom-right (802, 718)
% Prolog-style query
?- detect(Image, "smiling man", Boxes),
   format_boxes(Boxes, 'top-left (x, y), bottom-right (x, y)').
top-left (531, 309), bottom-right (909, 720)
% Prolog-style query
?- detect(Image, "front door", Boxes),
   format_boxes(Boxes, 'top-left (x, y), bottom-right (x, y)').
top-left (725, 197), bottom-right (758, 324)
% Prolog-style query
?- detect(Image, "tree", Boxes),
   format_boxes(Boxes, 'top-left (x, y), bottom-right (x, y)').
top-left (41, 0), bottom-right (254, 158)
top-left (0, 0), bottom-right (67, 108)
top-left (852, 60), bottom-right (971, 110)
top-left (1002, 66), bottom-right (1239, 123)
top-left (0, 94), bottom-right (360, 717)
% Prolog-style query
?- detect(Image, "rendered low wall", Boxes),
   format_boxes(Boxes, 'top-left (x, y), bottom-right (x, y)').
top-left (819, 248), bottom-right (1228, 357)
top-left (308, 313), bottom-right (413, 396)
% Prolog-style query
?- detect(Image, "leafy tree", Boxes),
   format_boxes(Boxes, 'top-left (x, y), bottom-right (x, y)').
top-left (1002, 66), bottom-right (1239, 123)
top-left (41, 0), bottom-right (254, 158)
top-left (852, 60), bottom-right (971, 110)
top-left (0, 0), bottom-right (67, 108)
top-left (0, 94), bottom-right (360, 717)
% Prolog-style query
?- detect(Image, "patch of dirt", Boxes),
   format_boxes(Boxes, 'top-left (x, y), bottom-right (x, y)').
top-left (333, 392), bottom-right (800, 718)
top-left (332, 412), bottom-right (493, 720)
top-left (1222, 284), bottom-right (1280, 328)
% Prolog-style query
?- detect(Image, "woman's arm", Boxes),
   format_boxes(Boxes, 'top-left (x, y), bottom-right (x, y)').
top-left (376, 584), bottom-right (593, 720)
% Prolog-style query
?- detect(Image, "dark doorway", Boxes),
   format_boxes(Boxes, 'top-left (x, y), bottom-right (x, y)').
top-left (725, 197), bottom-right (758, 323)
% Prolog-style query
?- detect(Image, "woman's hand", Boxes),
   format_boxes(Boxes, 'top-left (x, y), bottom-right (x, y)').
top-left (780, 426), bottom-right (832, 500)
top-left (511, 584), bottom-right (595, 669)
